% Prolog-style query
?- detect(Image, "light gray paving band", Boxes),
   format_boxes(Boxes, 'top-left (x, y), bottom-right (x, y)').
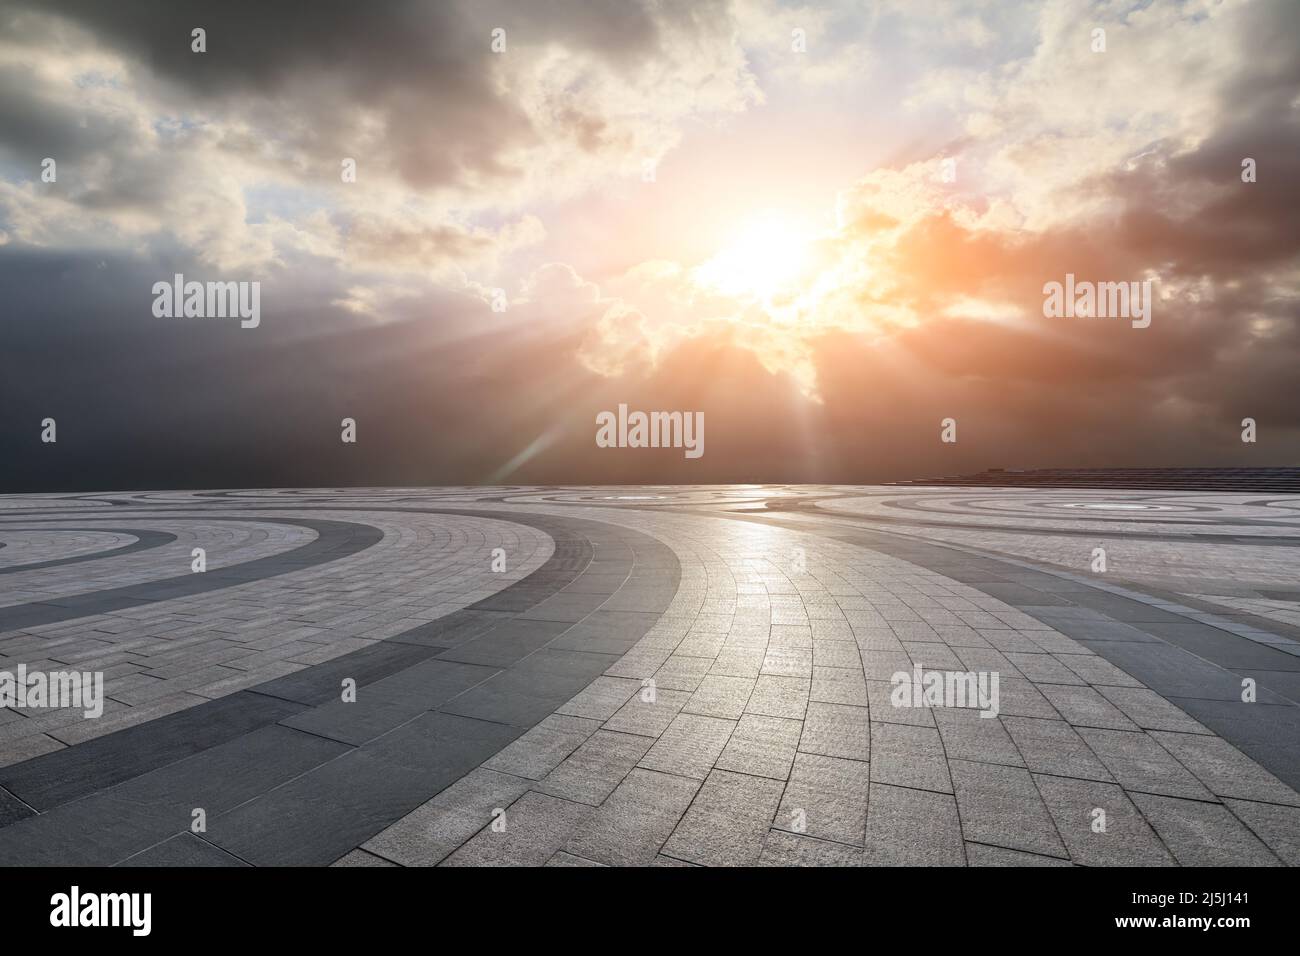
top-left (0, 516), bottom-right (383, 634)
top-left (0, 528), bottom-right (177, 576)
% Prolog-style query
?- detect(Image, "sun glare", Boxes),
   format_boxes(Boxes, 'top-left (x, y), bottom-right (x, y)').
top-left (694, 216), bottom-right (814, 301)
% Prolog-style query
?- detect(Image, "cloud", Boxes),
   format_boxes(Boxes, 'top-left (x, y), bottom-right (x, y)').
top-left (0, 0), bottom-right (759, 278)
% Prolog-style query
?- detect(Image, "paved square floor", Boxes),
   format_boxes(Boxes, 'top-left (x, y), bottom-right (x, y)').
top-left (0, 486), bottom-right (1296, 865)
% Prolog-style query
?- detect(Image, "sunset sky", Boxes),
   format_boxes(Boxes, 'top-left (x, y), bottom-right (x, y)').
top-left (1, 0), bottom-right (1298, 490)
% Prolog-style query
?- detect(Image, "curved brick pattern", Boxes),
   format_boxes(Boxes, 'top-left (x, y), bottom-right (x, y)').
top-left (0, 487), bottom-right (1296, 867)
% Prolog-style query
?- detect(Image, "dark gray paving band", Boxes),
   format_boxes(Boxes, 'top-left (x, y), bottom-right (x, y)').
top-left (728, 508), bottom-right (1300, 793)
top-left (0, 516), bottom-right (382, 634)
top-left (0, 528), bottom-right (177, 576)
top-left (0, 509), bottom-right (679, 867)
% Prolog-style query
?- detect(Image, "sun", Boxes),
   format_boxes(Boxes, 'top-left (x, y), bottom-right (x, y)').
top-left (693, 215), bottom-right (814, 301)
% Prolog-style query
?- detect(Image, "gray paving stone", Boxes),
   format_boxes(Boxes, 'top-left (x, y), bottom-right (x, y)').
top-left (1131, 793), bottom-right (1282, 866)
top-left (546, 850), bottom-right (605, 866)
top-left (638, 713), bottom-right (735, 779)
top-left (119, 833), bottom-right (250, 867)
top-left (330, 848), bottom-right (399, 867)
top-left (862, 783), bottom-right (964, 866)
top-left (483, 714), bottom-right (603, 780)
top-left (601, 687), bottom-right (690, 738)
top-left (760, 829), bottom-right (863, 866)
top-left (865, 679), bottom-right (935, 726)
top-left (0, 691), bottom-right (306, 810)
top-left (279, 658), bottom-right (498, 745)
top-left (1032, 774), bottom-right (1175, 865)
top-left (1224, 799), bottom-right (1300, 864)
top-left (443, 791), bottom-right (592, 867)
top-left (762, 646), bottom-right (812, 678)
top-left (932, 708), bottom-right (1024, 767)
top-left (799, 701), bottom-right (870, 760)
top-left (1002, 716), bottom-right (1113, 781)
top-left (948, 760), bottom-right (1067, 859)
top-left (535, 730), bottom-right (652, 806)
top-left (870, 723), bottom-right (951, 793)
top-left (1094, 685), bottom-right (1210, 734)
top-left (652, 655), bottom-right (713, 692)
top-left (716, 714), bottom-right (803, 779)
top-left (206, 712), bottom-right (521, 866)
top-left (1077, 728), bottom-right (1215, 800)
top-left (1150, 731), bottom-right (1300, 805)
top-left (810, 665), bottom-right (868, 706)
top-left (776, 752), bottom-right (870, 846)
top-left (965, 844), bottom-right (1072, 866)
top-left (555, 675), bottom-right (641, 721)
top-left (1038, 685), bottom-right (1139, 731)
top-left (683, 674), bottom-right (755, 720)
top-left (363, 768), bottom-right (533, 865)
top-left (661, 769), bottom-right (784, 866)
top-left (745, 675), bottom-right (810, 719)
top-left (564, 768), bottom-right (700, 866)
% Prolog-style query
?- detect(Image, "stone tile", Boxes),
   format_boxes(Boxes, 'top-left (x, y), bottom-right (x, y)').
top-left (991, 677), bottom-right (1060, 719)
top-left (1077, 728), bottom-right (1214, 800)
top-left (483, 714), bottom-right (603, 780)
top-left (555, 675), bottom-right (641, 721)
top-left (1002, 716), bottom-right (1113, 781)
top-left (716, 714), bottom-right (803, 779)
top-left (443, 792), bottom-right (592, 867)
top-left (870, 723), bottom-right (951, 793)
top-left (364, 768), bottom-right (533, 865)
top-left (776, 752), bottom-right (870, 846)
top-left (862, 783), bottom-right (964, 866)
top-left (661, 769), bottom-right (784, 866)
top-left (1032, 774), bottom-right (1175, 866)
top-left (965, 844), bottom-right (1072, 866)
top-left (948, 760), bottom-right (1067, 859)
top-left (762, 646), bottom-right (812, 678)
top-left (601, 687), bottom-right (691, 738)
top-left (799, 701), bottom-right (869, 761)
top-left (1225, 799), bottom-right (1300, 864)
top-left (1038, 684), bottom-right (1138, 731)
top-left (1131, 793), bottom-right (1282, 866)
top-left (639, 713), bottom-right (735, 779)
top-left (546, 850), bottom-right (605, 866)
top-left (932, 708), bottom-right (1024, 767)
top-left (683, 674), bottom-right (755, 720)
top-left (652, 655), bottom-right (714, 692)
top-left (810, 666), bottom-right (868, 706)
top-left (866, 680), bottom-right (934, 726)
top-left (206, 712), bottom-right (520, 866)
top-left (745, 675), bottom-right (810, 719)
top-left (564, 768), bottom-right (700, 866)
top-left (759, 830), bottom-right (863, 866)
top-left (330, 848), bottom-right (397, 868)
top-left (535, 730), bottom-right (652, 806)
top-left (1151, 731), bottom-right (1300, 806)
top-left (1095, 685), bottom-right (1209, 734)
top-left (709, 646), bottom-right (765, 678)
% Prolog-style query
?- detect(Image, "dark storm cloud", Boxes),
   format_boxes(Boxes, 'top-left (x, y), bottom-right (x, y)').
top-left (2, 0), bottom-right (665, 190)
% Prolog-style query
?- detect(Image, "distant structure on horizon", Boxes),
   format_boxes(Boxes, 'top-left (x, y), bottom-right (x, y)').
top-left (890, 467), bottom-right (1300, 493)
